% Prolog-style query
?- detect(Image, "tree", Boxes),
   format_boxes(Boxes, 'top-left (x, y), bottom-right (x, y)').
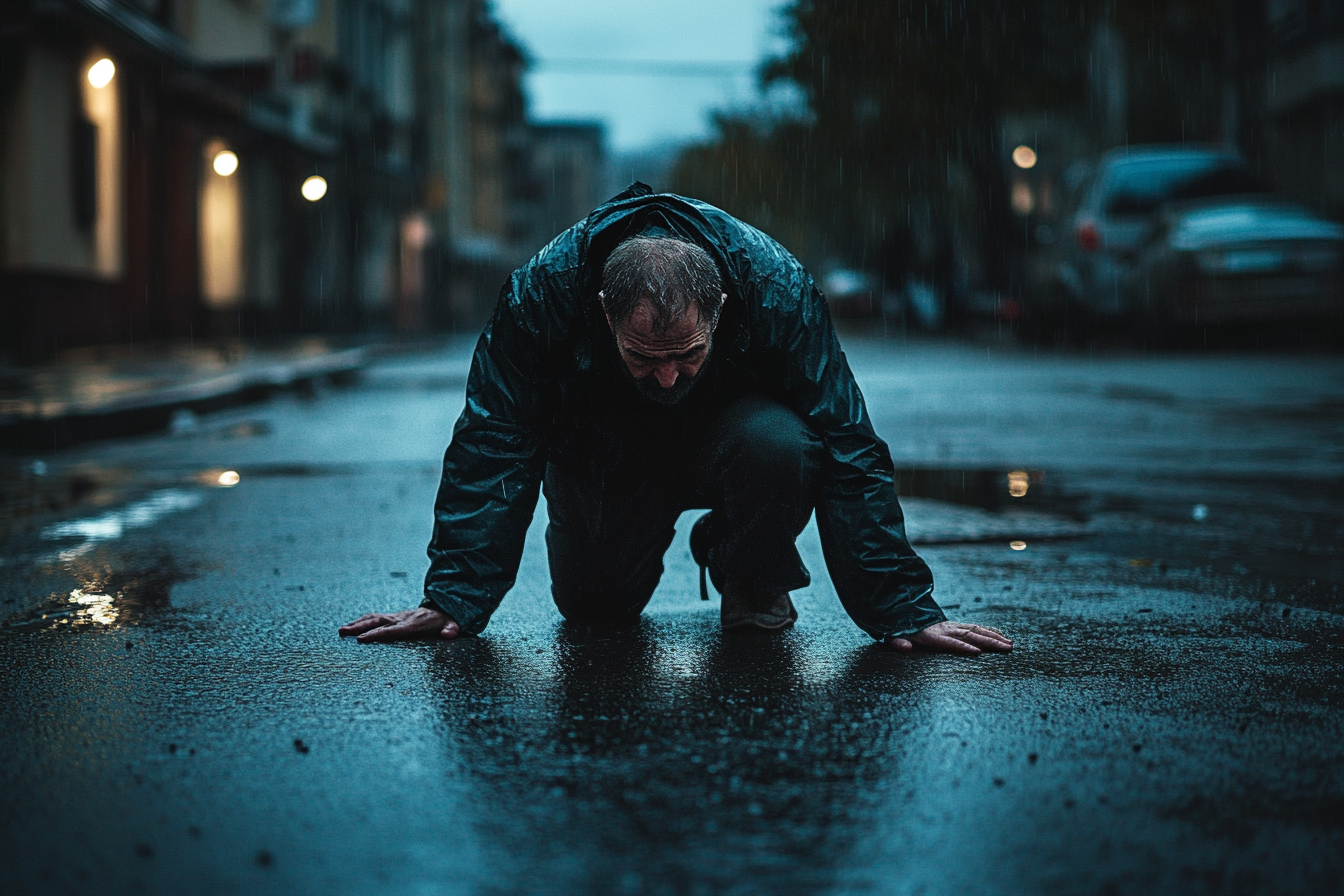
top-left (676, 1), bottom-right (1243, 304)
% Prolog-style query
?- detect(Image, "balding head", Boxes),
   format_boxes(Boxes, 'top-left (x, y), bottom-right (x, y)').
top-left (599, 236), bottom-right (724, 334)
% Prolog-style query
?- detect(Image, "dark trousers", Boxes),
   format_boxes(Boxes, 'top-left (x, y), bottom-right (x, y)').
top-left (544, 394), bottom-right (823, 621)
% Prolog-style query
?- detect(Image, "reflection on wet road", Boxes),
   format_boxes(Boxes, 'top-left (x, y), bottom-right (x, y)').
top-left (426, 626), bottom-right (923, 893)
top-left (1, 342), bottom-right (1342, 894)
top-left (41, 489), bottom-right (203, 561)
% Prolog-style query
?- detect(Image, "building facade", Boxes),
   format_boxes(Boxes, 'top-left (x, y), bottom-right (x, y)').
top-left (0, 0), bottom-right (604, 358)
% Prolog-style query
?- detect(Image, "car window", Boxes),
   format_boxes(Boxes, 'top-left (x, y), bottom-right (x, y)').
top-left (1102, 156), bottom-right (1255, 217)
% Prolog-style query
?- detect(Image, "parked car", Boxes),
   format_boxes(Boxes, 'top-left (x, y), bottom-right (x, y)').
top-left (1029, 146), bottom-right (1267, 335)
top-left (821, 267), bottom-right (879, 319)
top-left (1123, 198), bottom-right (1343, 330)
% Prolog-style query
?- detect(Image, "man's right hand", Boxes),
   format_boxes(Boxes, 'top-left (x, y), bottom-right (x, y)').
top-left (338, 607), bottom-right (460, 643)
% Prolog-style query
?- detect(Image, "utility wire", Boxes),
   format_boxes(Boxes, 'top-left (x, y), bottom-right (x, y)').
top-left (531, 58), bottom-right (757, 77)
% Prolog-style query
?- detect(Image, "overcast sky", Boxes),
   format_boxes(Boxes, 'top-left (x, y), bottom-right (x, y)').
top-left (491, 0), bottom-right (791, 155)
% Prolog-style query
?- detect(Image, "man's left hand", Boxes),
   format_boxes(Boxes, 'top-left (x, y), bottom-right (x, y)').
top-left (885, 621), bottom-right (1012, 656)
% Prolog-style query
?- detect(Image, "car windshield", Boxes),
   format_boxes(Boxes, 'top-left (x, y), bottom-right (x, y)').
top-left (1102, 156), bottom-right (1262, 216)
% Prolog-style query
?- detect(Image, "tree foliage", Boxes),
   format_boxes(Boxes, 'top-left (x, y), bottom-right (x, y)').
top-left (672, 0), bottom-right (1234, 291)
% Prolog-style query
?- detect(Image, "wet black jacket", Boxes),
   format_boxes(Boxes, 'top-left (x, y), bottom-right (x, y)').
top-left (422, 184), bottom-right (944, 640)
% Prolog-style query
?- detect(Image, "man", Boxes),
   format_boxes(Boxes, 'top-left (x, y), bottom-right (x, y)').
top-left (340, 184), bottom-right (1011, 657)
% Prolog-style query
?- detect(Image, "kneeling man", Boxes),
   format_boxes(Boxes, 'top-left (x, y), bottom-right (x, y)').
top-left (341, 184), bottom-right (1010, 656)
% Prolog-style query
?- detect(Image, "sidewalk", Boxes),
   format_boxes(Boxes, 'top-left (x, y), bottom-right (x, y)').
top-left (0, 338), bottom-right (370, 450)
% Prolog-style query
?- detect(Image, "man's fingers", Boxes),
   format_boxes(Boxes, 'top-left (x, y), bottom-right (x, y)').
top-left (339, 614), bottom-right (393, 636)
top-left (356, 622), bottom-right (416, 643)
top-left (958, 628), bottom-right (1014, 651)
top-left (908, 632), bottom-right (982, 655)
top-left (885, 623), bottom-right (1012, 656)
top-left (885, 633), bottom-right (980, 655)
top-left (963, 624), bottom-right (1013, 646)
top-left (440, 621), bottom-right (461, 640)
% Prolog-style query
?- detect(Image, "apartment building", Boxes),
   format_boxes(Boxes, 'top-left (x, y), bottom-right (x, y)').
top-left (0, 0), bottom-right (582, 358)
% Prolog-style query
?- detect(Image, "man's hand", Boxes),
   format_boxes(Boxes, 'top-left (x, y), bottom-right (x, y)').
top-left (885, 621), bottom-right (1012, 656)
top-left (338, 607), bottom-right (460, 643)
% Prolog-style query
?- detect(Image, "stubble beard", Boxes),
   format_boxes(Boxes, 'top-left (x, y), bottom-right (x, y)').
top-left (621, 339), bottom-right (711, 406)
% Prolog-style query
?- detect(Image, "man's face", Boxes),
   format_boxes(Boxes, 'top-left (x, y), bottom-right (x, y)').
top-left (605, 297), bottom-right (721, 405)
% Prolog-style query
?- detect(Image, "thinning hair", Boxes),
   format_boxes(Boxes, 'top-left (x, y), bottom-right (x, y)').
top-left (600, 236), bottom-right (724, 334)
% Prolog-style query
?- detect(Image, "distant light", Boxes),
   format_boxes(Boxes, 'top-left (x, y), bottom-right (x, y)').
top-left (302, 176), bottom-right (328, 201)
top-left (1009, 540), bottom-right (1027, 551)
top-left (1011, 182), bottom-right (1035, 215)
top-left (1192, 504), bottom-right (1209, 521)
top-left (213, 150), bottom-right (239, 177)
top-left (1008, 471), bottom-right (1030, 497)
top-left (1012, 145), bottom-right (1037, 169)
top-left (88, 58), bottom-right (116, 89)
top-left (218, 471), bottom-right (240, 487)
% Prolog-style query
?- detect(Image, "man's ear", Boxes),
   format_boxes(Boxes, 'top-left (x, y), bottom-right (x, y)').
top-left (711, 292), bottom-right (728, 331)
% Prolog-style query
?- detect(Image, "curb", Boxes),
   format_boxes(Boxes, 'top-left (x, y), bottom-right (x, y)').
top-left (0, 347), bottom-right (367, 451)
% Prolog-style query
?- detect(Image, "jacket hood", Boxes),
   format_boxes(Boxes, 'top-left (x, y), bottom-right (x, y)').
top-left (577, 182), bottom-right (744, 301)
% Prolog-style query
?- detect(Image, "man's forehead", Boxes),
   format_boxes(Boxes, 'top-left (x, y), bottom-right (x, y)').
top-left (618, 301), bottom-right (709, 349)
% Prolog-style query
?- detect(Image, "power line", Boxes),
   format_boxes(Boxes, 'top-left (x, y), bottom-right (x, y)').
top-left (530, 58), bottom-right (758, 77)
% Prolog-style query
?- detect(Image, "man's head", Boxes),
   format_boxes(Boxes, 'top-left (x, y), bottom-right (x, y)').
top-left (599, 236), bottom-right (726, 405)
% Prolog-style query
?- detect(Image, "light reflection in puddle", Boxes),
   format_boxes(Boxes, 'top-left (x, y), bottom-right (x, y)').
top-left (4, 553), bottom-right (191, 632)
top-left (59, 588), bottom-right (120, 625)
top-left (41, 489), bottom-right (204, 561)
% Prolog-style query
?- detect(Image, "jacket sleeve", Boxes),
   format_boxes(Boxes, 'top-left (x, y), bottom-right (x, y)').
top-left (420, 269), bottom-right (552, 634)
top-left (755, 262), bottom-right (945, 640)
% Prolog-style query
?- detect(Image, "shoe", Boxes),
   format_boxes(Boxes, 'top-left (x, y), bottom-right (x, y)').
top-left (692, 511), bottom-right (798, 632)
top-left (721, 587), bottom-right (798, 632)
top-left (689, 511), bottom-right (721, 602)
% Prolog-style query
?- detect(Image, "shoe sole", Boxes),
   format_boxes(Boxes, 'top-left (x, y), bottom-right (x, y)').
top-left (722, 616), bottom-right (796, 633)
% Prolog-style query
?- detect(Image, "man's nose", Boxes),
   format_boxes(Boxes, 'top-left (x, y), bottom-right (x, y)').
top-left (653, 365), bottom-right (679, 389)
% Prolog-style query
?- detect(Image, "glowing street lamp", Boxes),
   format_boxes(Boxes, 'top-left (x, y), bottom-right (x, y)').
top-left (1012, 145), bottom-right (1038, 169)
top-left (212, 150), bottom-right (239, 177)
top-left (302, 175), bottom-right (328, 202)
top-left (87, 58), bottom-right (116, 88)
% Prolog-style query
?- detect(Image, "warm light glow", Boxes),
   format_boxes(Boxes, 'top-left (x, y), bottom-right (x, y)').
top-left (1012, 145), bottom-right (1038, 169)
top-left (218, 471), bottom-right (240, 487)
top-left (302, 176), bottom-right (328, 201)
top-left (213, 150), bottom-right (239, 177)
top-left (201, 141), bottom-right (243, 305)
top-left (1009, 540), bottom-right (1027, 551)
top-left (1008, 471), bottom-right (1029, 498)
top-left (88, 58), bottom-right (116, 88)
top-left (68, 589), bottom-right (119, 625)
top-left (1011, 182), bottom-right (1035, 215)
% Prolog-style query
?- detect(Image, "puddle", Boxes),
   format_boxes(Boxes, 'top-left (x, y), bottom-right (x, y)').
top-left (242, 463), bottom-right (356, 478)
top-left (893, 467), bottom-right (1083, 517)
top-left (3, 553), bottom-right (195, 633)
top-left (0, 462), bottom-right (128, 541)
top-left (891, 468), bottom-right (1091, 546)
top-left (40, 489), bottom-right (203, 561)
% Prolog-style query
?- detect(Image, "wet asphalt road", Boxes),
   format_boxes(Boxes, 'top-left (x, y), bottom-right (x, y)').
top-left (2, 337), bottom-right (1342, 895)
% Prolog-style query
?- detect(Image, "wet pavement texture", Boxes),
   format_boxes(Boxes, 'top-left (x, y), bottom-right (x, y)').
top-left (2, 338), bottom-right (1342, 895)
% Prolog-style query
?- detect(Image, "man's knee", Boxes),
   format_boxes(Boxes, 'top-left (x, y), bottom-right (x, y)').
top-left (550, 576), bottom-right (655, 623)
top-left (545, 521), bottom-right (668, 622)
top-left (716, 397), bottom-right (821, 481)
